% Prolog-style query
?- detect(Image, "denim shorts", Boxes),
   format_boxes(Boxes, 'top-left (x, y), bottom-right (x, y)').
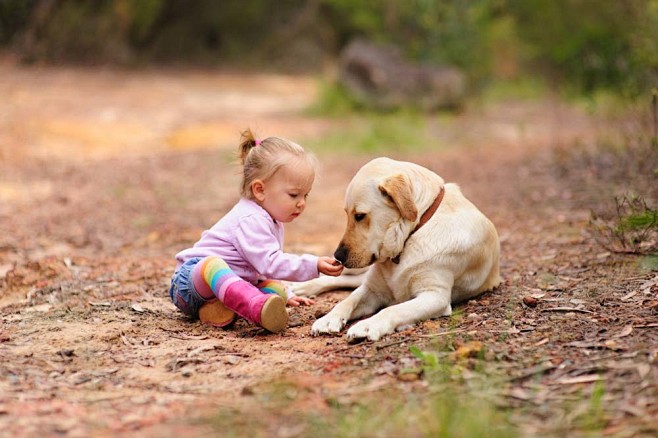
top-left (169, 257), bottom-right (211, 319)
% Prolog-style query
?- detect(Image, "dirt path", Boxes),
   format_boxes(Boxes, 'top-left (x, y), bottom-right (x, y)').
top-left (0, 62), bottom-right (656, 437)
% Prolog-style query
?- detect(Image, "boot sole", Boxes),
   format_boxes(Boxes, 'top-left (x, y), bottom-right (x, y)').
top-left (199, 300), bottom-right (236, 328)
top-left (260, 295), bottom-right (288, 333)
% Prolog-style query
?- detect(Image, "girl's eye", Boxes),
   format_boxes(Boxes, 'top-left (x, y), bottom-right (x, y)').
top-left (289, 193), bottom-right (298, 198)
top-left (354, 213), bottom-right (366, 222)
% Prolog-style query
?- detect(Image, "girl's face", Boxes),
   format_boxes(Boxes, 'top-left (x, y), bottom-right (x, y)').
top-left (251, 161), bottom-right (315, 223)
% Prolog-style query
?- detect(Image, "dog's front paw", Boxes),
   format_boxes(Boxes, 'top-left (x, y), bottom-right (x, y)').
top-left (346, 318), bottom-right (393, 342)
top-left (311, 313), bottom-right (346, 336)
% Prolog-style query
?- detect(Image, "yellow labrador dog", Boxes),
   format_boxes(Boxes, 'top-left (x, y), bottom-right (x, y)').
top-left (297, 157), bottom-right (501, 342)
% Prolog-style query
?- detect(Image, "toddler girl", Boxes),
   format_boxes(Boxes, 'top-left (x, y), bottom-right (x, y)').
top-left (170, 129), bottom-right (343, 332)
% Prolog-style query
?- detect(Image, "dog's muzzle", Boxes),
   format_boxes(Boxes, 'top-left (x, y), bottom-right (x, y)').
top-left (334, 245), bottom-right (349, 265)
top-left (334, 245), bottom-right (377, 268)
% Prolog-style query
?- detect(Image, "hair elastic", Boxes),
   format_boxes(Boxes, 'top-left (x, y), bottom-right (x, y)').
top-left (255, 139), bottom-right (261, 146)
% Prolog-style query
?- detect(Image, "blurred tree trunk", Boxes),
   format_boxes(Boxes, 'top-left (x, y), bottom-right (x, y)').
top-left (17, 0), bottom-right (58, 61)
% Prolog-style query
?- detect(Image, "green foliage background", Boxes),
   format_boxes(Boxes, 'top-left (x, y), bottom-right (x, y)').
top-left (0, 0), bottom-right (656, 96)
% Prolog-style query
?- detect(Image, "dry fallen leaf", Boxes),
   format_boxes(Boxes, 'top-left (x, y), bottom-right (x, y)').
top-left (397, 371), bottom-right (421, 382)
top-left (555, 375), bottom-right (604, 385)
top-left (0, 263), bottom-right (13, 279)
top-left (614, 325), bottom-right (633, 338)
top-left (636, 363), bottom-right (651, 379)
top-left (621, 291), bottom-right (638, 301)
top-left (523, 296), bottom-right (539, 307)
top-left (224, 355), bottom-right (241, 365)
top-left (508, 387), bottom-right (532, 400)
top-left (452, 341), bottom-right (483, 360)
top-left (131, 303), bottom-right (145, 313)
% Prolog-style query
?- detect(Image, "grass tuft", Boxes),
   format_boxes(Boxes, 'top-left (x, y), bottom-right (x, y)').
top-left (589, 195), bottom-right (658, 255)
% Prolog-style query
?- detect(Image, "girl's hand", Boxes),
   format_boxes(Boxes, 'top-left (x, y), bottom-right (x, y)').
top-left (287, 296), bottom-right (314, 307)
top-left (318, 256), bottom-right (344, 276)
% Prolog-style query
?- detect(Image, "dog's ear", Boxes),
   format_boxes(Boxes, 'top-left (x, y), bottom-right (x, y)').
top-left (378, 174), bottom-right (418, 222)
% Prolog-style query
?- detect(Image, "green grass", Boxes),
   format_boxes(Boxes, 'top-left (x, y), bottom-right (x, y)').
top-left (306, 79), bottom-right (453, 155)
top-left (479, 77), bottom-right (549, 105)
top-left (312, 385), bottom-right (516, 438)
top-left (309, 80), bottom-right (360, 117)
top-left (618, 211), bottom-right (658, 232)
top-left (578, 380), bottom-right (607, 431)
top-left (203, 342), bottom-right (621, 438)
top-left (207, 344), bottom-right (517, 438)
top-left (307, 112), bottom-right (442, 155)
top-left (638, 253), bottom-right (658, 272)
top-left (209, 380), bottom-right (517, 438)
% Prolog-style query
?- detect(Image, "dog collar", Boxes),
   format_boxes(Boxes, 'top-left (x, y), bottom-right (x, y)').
top-left (391, 186), bottom-right (445, 264)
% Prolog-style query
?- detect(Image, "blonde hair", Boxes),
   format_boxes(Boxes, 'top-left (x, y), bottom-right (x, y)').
top-left (238, 128), bottom-right (317, 199)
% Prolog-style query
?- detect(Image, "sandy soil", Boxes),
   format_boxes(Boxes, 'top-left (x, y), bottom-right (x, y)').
top-left (0, 61), bottom-right (656, 437)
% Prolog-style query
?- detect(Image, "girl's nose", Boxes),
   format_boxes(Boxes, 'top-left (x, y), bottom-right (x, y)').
top-left (297, 198), bottom-right (306, 208)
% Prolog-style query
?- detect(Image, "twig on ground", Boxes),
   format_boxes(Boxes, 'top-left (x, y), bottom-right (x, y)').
top-left (335, 353), bottom-right (370, 359)
top-left (510, 364), bottom-right (558, 382)
top-left (375, 338), bottom-right (411, 350)
top-left (541, 307), bottom-right (594, 314)
top-left (418, 329), bottom-right (468, 338)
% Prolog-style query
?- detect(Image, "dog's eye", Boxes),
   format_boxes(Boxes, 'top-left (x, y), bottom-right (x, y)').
top-left (354, 213), bottom-right (366, 222)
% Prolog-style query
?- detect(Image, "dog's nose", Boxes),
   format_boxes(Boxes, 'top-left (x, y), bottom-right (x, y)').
top-left (334, 245), bottom-right (348, 264)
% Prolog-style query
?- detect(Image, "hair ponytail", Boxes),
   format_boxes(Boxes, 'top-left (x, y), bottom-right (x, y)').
top-left (238, 129), bottom-right (259, 165)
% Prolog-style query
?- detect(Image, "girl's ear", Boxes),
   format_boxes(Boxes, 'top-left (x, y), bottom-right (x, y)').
top-left (251, 179), bottom-right (266, 201)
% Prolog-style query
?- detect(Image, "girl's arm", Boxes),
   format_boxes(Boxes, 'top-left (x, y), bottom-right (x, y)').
top-left (234, 215), bottom-right (319, 282)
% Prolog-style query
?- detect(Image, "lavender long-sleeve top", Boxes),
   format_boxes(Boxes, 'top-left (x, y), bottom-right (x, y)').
top-left (175, 198), bottom-right (319, 285)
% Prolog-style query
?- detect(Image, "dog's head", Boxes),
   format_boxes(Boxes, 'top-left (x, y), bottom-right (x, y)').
top-left (334, 157), bottom-right (442, 268)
